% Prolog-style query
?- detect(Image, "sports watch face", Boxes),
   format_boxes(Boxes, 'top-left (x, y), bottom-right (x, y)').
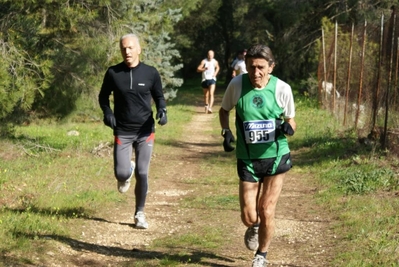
top-left (221, 128), bottom-right (230, 136)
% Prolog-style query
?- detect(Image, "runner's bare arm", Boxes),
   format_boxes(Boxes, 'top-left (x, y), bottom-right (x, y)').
top-left (196, 59), bottom-right (206, 73)
top-left (214, 61), bottom-right (220, 78)
top-left (219, 108), bottom-right (230, 130)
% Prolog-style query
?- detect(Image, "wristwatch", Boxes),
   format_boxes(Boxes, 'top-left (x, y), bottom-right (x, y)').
top-left (221, 128), bottom-right (230, 136)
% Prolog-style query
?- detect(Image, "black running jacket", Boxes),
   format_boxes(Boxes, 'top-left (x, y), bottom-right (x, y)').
top-left (99, 62), bottom-right (166, 135)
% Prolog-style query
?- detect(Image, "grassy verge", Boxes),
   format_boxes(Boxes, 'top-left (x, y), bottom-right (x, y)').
top-left (291, 93), bottom-right (399, 266)
top-left (0, 120), bottom-right (117, 264)
top-left (0, 80), bottom-right (398, 266)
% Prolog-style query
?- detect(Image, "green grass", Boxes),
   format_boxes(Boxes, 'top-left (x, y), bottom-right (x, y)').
top-left (1, 80), bottom-right (399, 266)
top-left (290, 89), bottom-right (399, 266)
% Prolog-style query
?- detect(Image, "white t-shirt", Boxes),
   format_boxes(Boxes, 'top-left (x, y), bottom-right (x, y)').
top-left (233, 60), bottom-right (247, 75)
top-left (202, 58), bottom-right (217, 81)
top-left (230, 58), bottom-right (238, 68)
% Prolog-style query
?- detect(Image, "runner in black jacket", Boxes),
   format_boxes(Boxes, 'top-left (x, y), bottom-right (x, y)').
top-left (98, 33), bottom-right (167, 229)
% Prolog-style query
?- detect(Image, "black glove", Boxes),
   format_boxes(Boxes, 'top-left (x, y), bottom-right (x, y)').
top-left (222, 129), bottom-right (235, 152)
top-left (276, 119), bottom-right (294, 136)
top-left (103, 113), bottom-right (116, 129)
top-left (156, 108), bottom-right (167, 126)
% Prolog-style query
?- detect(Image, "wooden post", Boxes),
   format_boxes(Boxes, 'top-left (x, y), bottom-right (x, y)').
top-left (344, 24), bottom-right (354, 126)
top-left (319, 27), bottom-right (327, 107)
top-left (322, 27), bottom-right (327, 106)
top-left (394, 38), bottom-right (399, 108)
top-left (383, 14), bottom-right (396, 149)
top-left (372, 14), bottom-right (384, 130)
top-left (333, 21), bottom-right (338, 113)
top-left (355, 20), bottom-right (367, 130)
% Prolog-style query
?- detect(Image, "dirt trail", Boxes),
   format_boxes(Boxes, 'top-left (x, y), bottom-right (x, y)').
top-left (37, 102), bottom-right (335, 267)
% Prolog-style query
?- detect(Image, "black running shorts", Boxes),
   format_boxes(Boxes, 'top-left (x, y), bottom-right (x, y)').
top-left (237, 153), bottom-right (292, 183)
top-left (201, 79), bottom-right (216, 88)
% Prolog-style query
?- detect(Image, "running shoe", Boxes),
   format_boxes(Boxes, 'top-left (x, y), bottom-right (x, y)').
top-left (244, 225), bottom-right (259, 251)
top-left (251, 254), bottom-right (268, 267)
top-left (204, 105), bottom-right (209, 114)
top-left (207, 107), bottom-right (212, 114)
top-left (134, 211), bottom-right (149, 229)
top-left (118, 161), bottom-right (135, 193)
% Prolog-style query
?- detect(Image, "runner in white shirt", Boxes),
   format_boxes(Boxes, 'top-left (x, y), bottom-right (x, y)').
top-left (232, 49), bottom-right (247, 77)
top-left (196, 50), bottom-right (220, 114)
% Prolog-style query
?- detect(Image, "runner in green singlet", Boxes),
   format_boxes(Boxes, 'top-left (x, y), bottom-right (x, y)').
top-left (219, 44), bottom-right (296, 267)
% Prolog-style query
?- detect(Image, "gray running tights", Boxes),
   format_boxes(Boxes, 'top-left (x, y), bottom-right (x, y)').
top-left (113, 133), bottom-right (154, 212)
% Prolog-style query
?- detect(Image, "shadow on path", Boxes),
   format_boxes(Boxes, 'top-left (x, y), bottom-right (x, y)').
top-left (10, 231), bottom-right (237, 267)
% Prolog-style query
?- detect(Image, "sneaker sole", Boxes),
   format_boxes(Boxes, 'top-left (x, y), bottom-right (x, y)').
top-left (117, 161), bottom-right (135, 193)
top-left (244, 227), bottom-right (259, 251)
top-left (118, 179), bottom-right (131, 193)
top-left (135, 223), bottom-right (148, 229)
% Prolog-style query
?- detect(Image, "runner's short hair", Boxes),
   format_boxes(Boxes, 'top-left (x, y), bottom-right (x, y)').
top-left (246, 45), bottom-right (275, 65)
top-left (120, 34), bottom-right (141, 48)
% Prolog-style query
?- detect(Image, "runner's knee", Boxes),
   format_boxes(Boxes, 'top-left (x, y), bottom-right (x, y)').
top-left (114, 167), bottom-right (132, 181)
top-left (258, 204), bottom-right (276, 221)
top-left (241, 209), bottom-right (258, 227)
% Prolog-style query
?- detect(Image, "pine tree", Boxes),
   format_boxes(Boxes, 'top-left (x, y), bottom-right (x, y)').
top-left (105, 0), bottom-right (184, 100)
top-left (0, 0), bottom-right (184, 124)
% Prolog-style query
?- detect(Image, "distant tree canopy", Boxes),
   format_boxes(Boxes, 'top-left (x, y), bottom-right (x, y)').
top-left (0, 0), bottom-right (186, 121)
top-left (176, 0), bottom-right (397, 83)
top-left (0, 0), bottom-right (397, 123)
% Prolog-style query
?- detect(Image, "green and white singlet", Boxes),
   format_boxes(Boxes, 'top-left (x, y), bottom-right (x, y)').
top-left (235, 74), bottom-right (290, 160)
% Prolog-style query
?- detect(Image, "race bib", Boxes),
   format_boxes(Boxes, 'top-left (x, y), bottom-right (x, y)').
top-left (243, 120), bottom-right (276, 144)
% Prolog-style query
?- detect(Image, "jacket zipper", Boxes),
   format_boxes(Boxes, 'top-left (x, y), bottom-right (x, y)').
top-left (130, 69), bottom-right (133, 89)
